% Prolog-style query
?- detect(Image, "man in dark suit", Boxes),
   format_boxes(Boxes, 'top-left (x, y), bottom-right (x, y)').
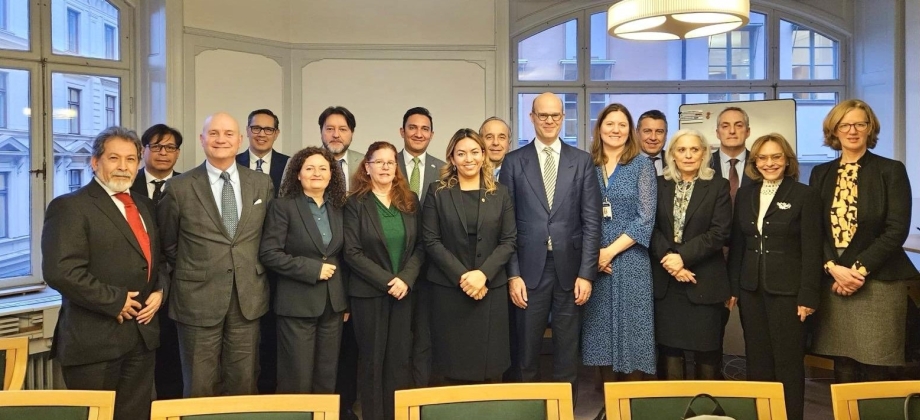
top-left (500, 92), bottom-right (602, 396)
top-left (158, 112), bottom-right (275, 397)
top-left (130, 123), bottom-right (184, 399)
top-left (131, 124), bottom-right (183, 205)
top-left (42, 127), bottom-right (164, 420)
top-left (236, 108), bottom-right (288, 393)
top-left (396, 106), bottom-right (446, 388)
top-left (637, 110), bottom-right (668, 176)
top-left (237, 108), bottom-right (290, 196)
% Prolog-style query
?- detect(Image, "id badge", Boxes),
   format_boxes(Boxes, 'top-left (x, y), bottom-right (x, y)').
top-left (602, 201), bottom-right (612, 219)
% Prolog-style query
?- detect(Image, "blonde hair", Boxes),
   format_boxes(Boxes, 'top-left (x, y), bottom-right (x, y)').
top-left (822, 99), bottom-right (880, 150)
top-left (662, 129), bottom-right (715, 182)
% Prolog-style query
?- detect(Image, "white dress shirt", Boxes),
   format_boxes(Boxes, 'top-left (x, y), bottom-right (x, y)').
top-left (205, 160), bottom-right (242, 219)
top-left (94, 177), bottom-right (147, 231)
top-left (144, 168), bottom-right (175, 199)
top-left (535, 138), bottom-right (562, 181)
top-left (402, 151), bottom-right (429, 188)
top-left (249, 149), bottom-right (273, 174)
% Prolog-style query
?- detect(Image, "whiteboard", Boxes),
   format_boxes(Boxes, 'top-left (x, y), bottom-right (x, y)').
top-left (678, 99), bottom-right (797, 153)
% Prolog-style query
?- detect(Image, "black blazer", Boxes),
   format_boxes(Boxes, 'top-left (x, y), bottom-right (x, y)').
top-left (343, 193), bottom-right (426, 298)
top-left (650, 176), bottom-right (732, 305)
top-left (809, 151), bottom-right (919, 282)
top-left (710, 150), bottom-right (754, 187)
top-left (130, 169), bottom-right (180, 200)
top-left (421, 182), bottom-right (517, 289)
top-left (727, 179), bottom-right (823, 309)
top-left (259, 194), bottom-right (347, 317)
top-left (237, 149), bottom-right (290, 197)
top-left (41, 180), bottom-right (164, 366)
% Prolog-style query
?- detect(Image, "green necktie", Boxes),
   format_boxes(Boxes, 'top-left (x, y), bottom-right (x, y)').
top-left (410, 157), bottom-right (421, 194)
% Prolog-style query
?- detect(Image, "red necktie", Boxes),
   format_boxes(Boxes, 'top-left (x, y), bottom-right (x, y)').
top-left (114, 192), bottom-right (152, 281)
top-left (729, 158), bottom-right (740, 204)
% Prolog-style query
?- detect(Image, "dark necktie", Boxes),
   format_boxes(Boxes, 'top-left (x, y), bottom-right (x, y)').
top-left (220, 172), bottom-right (238, 237)
top-left (151, 180), bottom-right (165, 203)
top-left (114, 192), bottom-right (152, 281)
top-left (649, 155), bottom-right (661, 174)
top-left (256, 158), bottom-right (264, 173)
top-left (729, 158), bottom-right (740, 203)
top-left (338, 159), bottom-right (348, 190)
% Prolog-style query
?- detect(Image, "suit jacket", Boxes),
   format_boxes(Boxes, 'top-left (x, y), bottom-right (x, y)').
top-left (499, 140), bottom-right (602, 290)
top-left (421, 182), bottom-right (517, 289)
top-left (397, 151), bottom-right (446, 204)
top-left (237, 149), bottom-right (290, 197)
top-left (710, 150), bottom-right (753, 188)
top-left (41, 180), bottom-right (163, 366)
top-left (259, 194), bottom-right (347, 317)
top-left (650, 176), bottom-right (732, 304)
top-left (727, 179), bottom-right (823, 308)
top-left (343, 193), bottom-right (426, 298)
top-left (809, 151), bottom-right (919, 282)
top-left (157, 163), bottom-right (275, 327)
top-left (130, 169), bottom-right (181, 200)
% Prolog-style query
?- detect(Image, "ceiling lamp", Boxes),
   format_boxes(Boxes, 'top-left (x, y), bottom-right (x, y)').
top-left (608, 0), bottom-right (750, 40)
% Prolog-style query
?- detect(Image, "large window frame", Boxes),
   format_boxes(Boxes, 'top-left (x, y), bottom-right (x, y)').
top-left (0, 0), bottom-right (135, 293)
top-left (511, 5), bottom-right (847, 151)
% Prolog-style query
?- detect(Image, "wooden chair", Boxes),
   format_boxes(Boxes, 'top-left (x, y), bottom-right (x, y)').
top-left (0, 336), bottom-right (28, 390)
top-left (604, 380), bottom-right (788, 420)
top-left (0, 390), bottom-right (115, 420)
top-left (150, 394), bottom-right (340, 420)
top-left (394, 382), bottom-right (574, 420)
top-left (831, 380), bottom-right (920, 420)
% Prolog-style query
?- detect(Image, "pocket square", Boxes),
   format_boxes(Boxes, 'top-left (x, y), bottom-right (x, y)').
top-left (254, 199), bottom-right (263, 205)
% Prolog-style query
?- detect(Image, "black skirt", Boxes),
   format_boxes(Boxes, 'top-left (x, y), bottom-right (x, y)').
top-left (655, 281), bottom-right (723, 352)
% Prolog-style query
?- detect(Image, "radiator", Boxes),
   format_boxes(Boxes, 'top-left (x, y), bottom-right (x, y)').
top-left (25, 351), bottom-right (54, 390)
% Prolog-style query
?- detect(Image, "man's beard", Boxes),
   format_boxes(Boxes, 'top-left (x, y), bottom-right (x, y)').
top-left (103, 173), bottom-right (134, 192)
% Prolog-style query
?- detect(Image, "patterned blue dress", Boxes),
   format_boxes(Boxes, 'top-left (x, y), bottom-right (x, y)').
top-left (581, 155), bottom-right (657, 374)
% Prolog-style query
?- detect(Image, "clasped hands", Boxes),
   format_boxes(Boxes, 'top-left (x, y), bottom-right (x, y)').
top-left (118, 290), bottom-right (162, 325)
top-left (828, 263), bottom-right (865, 296)
top-left (661, 253), bottom-right (696, 284)
top-left (460, 270), bottom-right (488, 300)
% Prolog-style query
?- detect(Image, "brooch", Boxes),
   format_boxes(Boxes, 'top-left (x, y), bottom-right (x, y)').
top-left (777, 202), bottom-right (791, 210)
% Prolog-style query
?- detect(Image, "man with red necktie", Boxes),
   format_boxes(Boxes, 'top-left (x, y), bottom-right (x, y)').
top-left (42, 127), bottom-right (165, 420)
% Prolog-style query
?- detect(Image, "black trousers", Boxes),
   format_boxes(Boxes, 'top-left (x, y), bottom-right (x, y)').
top-left (410, 280), bottom-right (432, 387)
top-left (335, 317), bottom-right (359, 413)
top-left (352, 294), bottom-right (413, 420)
top-left (739, 288), bottom-right (805, 420)
top-left (154, 304), bottom-right (183, 399)
top-left (62, 339), bottom-right (154, 420)
top-left (516, 253), bottom-right (581, 393)
top-left (276, 300), bottom-right (343, 394)
top-left (258, 273), bottom-right (278, 394)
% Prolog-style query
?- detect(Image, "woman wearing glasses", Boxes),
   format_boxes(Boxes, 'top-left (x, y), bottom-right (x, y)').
top-left (727, 134), bottom-right (821, 420)
top-left (650, 130), bottom-right (731, 382)
top-left (421, 128), bottom-right (517, 384)
top-left (343, 141), bottom-right (424, 420)
top-left (809, 99), bottom-right (918, 383)
top-left (259, 147), bottom-right (348, 394)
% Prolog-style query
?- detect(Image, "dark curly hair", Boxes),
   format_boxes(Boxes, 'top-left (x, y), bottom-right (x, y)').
top-left (278, 146), bottom-right (347, 208)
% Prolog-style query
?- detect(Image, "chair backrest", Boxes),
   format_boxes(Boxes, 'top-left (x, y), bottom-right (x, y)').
top-left (149, 394), bottom-right (339, 420)
top-left (0, 390), bottom-right (115, 420)
top-left (604, 381), bottom-right (788, 420)
top-left (0, 336), bottom-right (28, 390)
top-left (394, 382), bottom-right (574, 420)
top-left (831, 381), bottom-right (920, 420)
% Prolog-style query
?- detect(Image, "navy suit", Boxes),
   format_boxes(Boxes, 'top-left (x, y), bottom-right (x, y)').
top-left (237, 149), bottom-right (290, 198)
top-left (499, 139), bottom-right (602, 389)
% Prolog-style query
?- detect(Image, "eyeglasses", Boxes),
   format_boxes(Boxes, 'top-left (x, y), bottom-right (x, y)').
top-left (369, 160), bottom-right (397, 168)
top-left (755, 153), bottom-right (785, 164)
top-left (836, 122), bottom-right (869, 133)
top-left (534, 113), bottom-right (563, 122)
top-left (249, 125), bottom-right (277, 135)
top-left (147, 144), bottom-right (179, 153)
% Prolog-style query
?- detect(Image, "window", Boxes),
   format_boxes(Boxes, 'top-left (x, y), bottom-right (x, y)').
top-left (67, 87), bottom-right (80, 134)
top-left (0, 172), bottom-right (7, 238)
top-left (104, 24), bottom-right (116, 59)
top-left (0, 0), bottom-right (7, 31)
top-left (781, 20), bottom-right (838, 81)
top-left (68, 169), bottom-right (81, 192)
top-left (105, 94), bottom-right (116, 127)
top-left (0, 72), bottom-right (6, 128)
top-left (0, 0), bottom-right (28, 52)
top-left (66, 8), bottom-right (79, 53)
top-left (708, 28), bottom-right (759, 82)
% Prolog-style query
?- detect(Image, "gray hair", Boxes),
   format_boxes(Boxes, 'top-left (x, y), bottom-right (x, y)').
top-left (478, 116), bottom-right (512, 136)
top-left (91, 126), bottom-right (142, 160)
top-left (716, 106), bottom-right (750, 127)
top-left (662, 129), bottom-right (715, 182)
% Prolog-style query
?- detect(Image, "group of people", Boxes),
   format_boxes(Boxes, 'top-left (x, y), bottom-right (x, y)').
top-left (40, 94), bottom-right (917, 420)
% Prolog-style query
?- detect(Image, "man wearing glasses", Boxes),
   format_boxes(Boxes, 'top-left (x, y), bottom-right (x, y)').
top-left (132, 124), bottom-right (182, 205)
top-left (237, 109), bottom-right (290, 197)
top-left (500, 92), bottom-right (601, 398)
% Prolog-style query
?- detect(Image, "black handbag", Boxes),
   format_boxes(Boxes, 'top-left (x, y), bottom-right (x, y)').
top-left (683, 393), bottom-right (735, 420)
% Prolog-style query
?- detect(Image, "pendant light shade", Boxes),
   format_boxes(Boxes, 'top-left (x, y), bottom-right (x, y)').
top-left (608, 0), bottom-right (750, 40)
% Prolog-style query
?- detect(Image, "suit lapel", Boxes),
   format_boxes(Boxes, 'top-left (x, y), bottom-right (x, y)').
top-left (476, 185), bottom-right (488, 233)
top-left (447, 186), bottom-right (468, 235)
top-left (362, 197), bottom-right (388, 269)
top-left (87, 182), bottom-right (146, 259)
top-left (295, 194), bottom-right (326, 252)
top-left (191, 165), bottom-right (231, 239)
top-left (236, 166), bottom-right (255, 240)
top-left (549, 145), bottom-right (575, 218)
top-left (763, 179), bottom-right (794, 219)
top-left (270, 152), bottom-right (286, 188)
top-left (327, 204), bottom-right (343, 253)
top-left (661, 179), bottom-right (676, 229)
top-left (397, 151), bottom-right (408, 183)
top-left (683, 179), bottom-right (710, 221)
top-left (521, 142), bottom-right (550, 213)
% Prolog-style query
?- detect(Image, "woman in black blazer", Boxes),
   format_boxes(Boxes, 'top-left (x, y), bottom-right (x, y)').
top-left (728, 134), bottom-right (821, 420)
top-left (343, 141), bottom-right (424, 420)
top-left (650, 129), bottom-right (732, 380)
top-left (421, 128), bottom-right (517, 383)
top-left (259, 147), bottom-right (348, 394)
top-left (808, 99), bottom-right (919, 382)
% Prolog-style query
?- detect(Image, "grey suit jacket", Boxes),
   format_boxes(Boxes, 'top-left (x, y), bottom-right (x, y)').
top-left (397, 151), bottom-right (446, 204)
top-left (158, 163), bottom-right (275, 327)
